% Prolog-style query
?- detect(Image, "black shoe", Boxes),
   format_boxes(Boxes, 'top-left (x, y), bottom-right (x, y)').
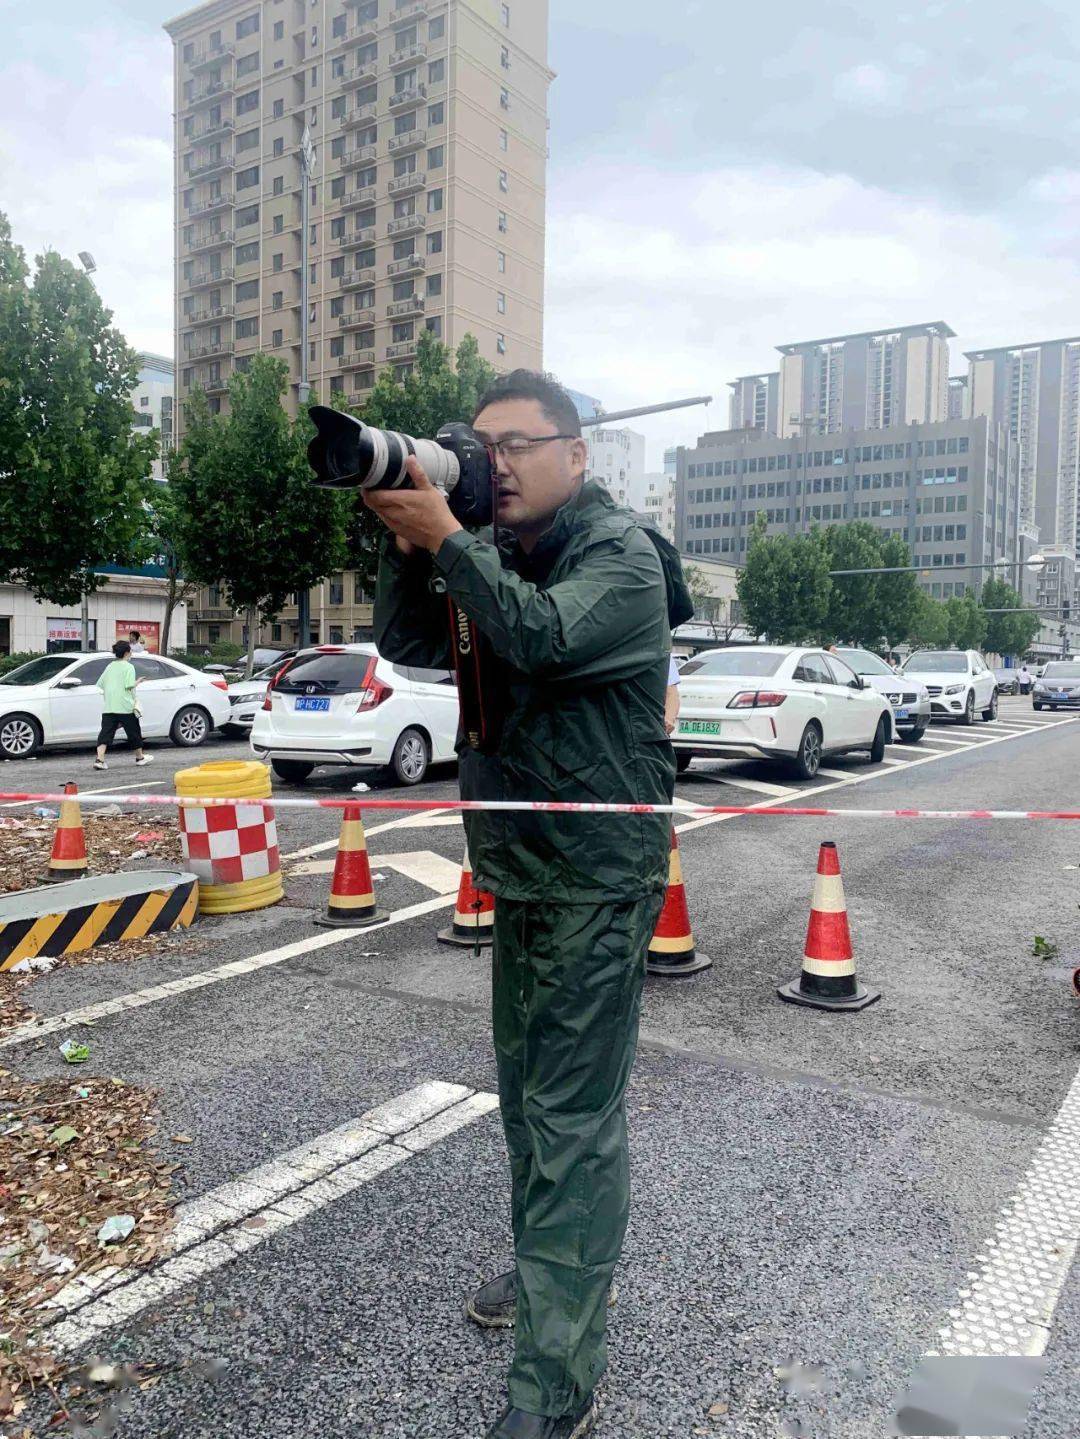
top-left (466, 1271), bottom-right (618, 1330)
top-left (485, 1395), bottom-right (597, 1438)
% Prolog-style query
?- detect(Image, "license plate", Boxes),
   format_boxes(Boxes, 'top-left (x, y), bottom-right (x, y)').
top-left (680, 720), bottom-right (722, 736)
top-left (1054, 692), bottom-right (1069, 700)
top-left (295, 697), bottom-right (330, 712)
top-left (896, 709), bottom-right (909, 720)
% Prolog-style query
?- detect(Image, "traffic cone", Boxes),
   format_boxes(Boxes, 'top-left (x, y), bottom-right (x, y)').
top-left (646, 829), bottom-right (712, 977)
top-left (43, 782), bottom-right (88, 882)
top-left (437, 847), bottom-right (494, 949)
top-left (1071, 968), bottom-right (1080, 1000)
top-left (314, 806), bottom-right (387, 929)
top-left (778, 841), bottom-right (880, 1011)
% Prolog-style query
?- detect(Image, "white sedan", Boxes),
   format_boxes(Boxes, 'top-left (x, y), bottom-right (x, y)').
top-left (672, 645), bottom-right (893, 780)
top-left (0, 652), bottom-right (232, 759)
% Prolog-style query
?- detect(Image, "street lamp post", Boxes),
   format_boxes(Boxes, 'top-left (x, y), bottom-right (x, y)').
top-left (78, 251), bottom-right (98, 652)
top-left (297, 129), bottom-right (317, 649)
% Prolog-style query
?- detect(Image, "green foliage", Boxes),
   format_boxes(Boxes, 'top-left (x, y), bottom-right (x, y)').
top-left (980, 576), bottom-right (1041, 658)
top-left (0, 651), bottom-right (44, 677)
top-left (0, 211), bottom-right (157, 605)
top-left (334, 331), bottom-right (498, 588)
top-left (876, 534), bottom-right (921, 647)
top-left (907, 591), bottom-right (951, 648)
top-left (945, 589), bottom-right (988, 649)
top-left (1032, 935), bottom-right (1059, 961)
top-left (737, 521), bottom-right (832, 642)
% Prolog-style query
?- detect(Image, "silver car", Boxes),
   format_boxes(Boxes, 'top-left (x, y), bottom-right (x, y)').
top-left (835, 648), bottom-right (931, 742)
top-left (1032, 660), bottom-right (1080, 711)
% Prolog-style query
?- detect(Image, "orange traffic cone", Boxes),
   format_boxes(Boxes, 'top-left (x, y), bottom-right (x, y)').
top-left (314, 806), bottom-right (387, 929)
top-left (43, 782), bottom-right (88, 882)
top-left (1071, 968), bottom-right (1080, 1000)
top-left (646, 829), bottom-right (711, 977)
top-left (437, 847), bottom-right (494, 949)
top-left (778, 841), bottom-right (880, 1011)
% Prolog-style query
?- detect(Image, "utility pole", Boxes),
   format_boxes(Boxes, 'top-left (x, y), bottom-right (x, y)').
top-left (297, 127), bottom-right (317, 651)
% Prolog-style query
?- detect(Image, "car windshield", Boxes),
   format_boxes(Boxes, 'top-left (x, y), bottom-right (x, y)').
top-left (1042, 663), bottom-right (1080, 679)
top-left (274, 650), bottom-right (375, 693)
top-left (680, 650), bottom-right (784, 678)
top-left (0, 656), bottom-right (75, 686)
top-left (837, 649), bottom-right (894, 677)
top-left (903, 651), bottom-right (967, 674)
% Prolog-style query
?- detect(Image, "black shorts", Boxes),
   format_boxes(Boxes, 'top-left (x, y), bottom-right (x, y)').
top-left (97, 712), bottom-right (143, 748)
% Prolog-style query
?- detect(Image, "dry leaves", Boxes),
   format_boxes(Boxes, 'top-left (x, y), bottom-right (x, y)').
top-left (0, 1068), bottom-right (179, 1425)
top-left (0, 813), bottom-right (183, 896)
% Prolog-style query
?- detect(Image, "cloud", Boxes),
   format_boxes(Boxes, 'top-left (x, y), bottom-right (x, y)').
top-left (833, 63), bottom-right (906, 107)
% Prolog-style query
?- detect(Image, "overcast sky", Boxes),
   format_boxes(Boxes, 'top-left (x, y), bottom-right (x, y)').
top-left (3, 0), bottom-right (1080, 464)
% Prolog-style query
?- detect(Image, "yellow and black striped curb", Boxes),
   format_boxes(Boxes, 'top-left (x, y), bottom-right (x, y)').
top-left (0, 871), bottom-right (198, 971)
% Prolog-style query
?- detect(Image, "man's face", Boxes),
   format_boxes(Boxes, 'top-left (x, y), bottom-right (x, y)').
top-left (472, 398), bottom-right (587, 540)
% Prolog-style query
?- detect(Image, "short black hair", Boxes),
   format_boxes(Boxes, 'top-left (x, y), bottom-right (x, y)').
top-left (113, 641), bottom-right (131, 659)
top-left (128, 630), bottom-right (141, 639)
top-left (473, 369), bottom-right (582, 437)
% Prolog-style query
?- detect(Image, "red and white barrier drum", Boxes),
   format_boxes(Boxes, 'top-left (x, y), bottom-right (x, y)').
top-left (174, 761), bottom-right (283, 914)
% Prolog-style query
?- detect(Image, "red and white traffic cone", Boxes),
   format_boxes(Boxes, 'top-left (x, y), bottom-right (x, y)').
top-left (1071, 968), bottom-right (1080, 1000)
top-left (437, 847), bottom-right (494, 949)
top-left (778, 841), bottom-right (879, 1011)
top-left (646, 829), bottom-right (712, 977)
top-left (43, 782), bottom-right (88, 883)
top-left (314, 806), bottom-right (387, 929)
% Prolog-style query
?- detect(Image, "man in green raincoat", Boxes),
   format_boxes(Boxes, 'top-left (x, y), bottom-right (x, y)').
top-left (368, 370), bottom-right (692, 1439)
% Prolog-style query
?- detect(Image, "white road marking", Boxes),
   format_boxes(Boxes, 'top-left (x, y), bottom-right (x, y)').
top-left (0, 891), bottom-right (458, 1052)
top-left (880, 756), bottom-right (909, 766)
top-left (42, 1082), bottom-right (500, 1351)
top-left (683, 772), bottom-right (796, 798)
top-left (288, 849), bottom-right (461, 892)
top-left (919, 735), bottom-right (976, 747)
top-left (280, 808), bottom-right (462, 862)
top-left (0, 779), bottom-right (161, 811)
top-left (814, 766), bottom-right (857, 780)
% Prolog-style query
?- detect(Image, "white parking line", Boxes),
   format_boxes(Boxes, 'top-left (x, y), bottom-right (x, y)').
top-left (280, 808), bottom-right (462, 862)
top-left (682, 772), bottom-right (797, 798)
top-left (0, 780), bottom-right (161, 811)
top-left (42, 1082), bottom-right (500, 1352)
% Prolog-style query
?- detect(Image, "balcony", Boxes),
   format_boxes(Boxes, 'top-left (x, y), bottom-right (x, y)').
top-left (187, 303), bottom-right (236, 325)
top-left (387, 295), bottom-right (425, 319)
top-left (339, 312), bottom-right (376, 332)
top-left (188, 152), bottom-right (235, 180)
top-left (387, 213), bottom-right (425, 237)
top-left (339, 269), bottom-right (377, 290)
top-left (388, 171), bottom-right (425, 197)
top-left (391, 1), bottom-right (429, 24)
top-left (337, 224), bottom-right (376, 247)
top-left (387, 254), bottom-right (426, 277)
top-left (342, 145), bottom-right (378, 170)
top-left (187, 116), bottom-right (234, 146)
top-left (190, 77), bottom-right (233, 107)
top-left (387, 340), bottom-right (418, 361)
top-left (188, 266), bottom-right (234, 289)
top-left (341, 101), bottom-right (378, 129)
top-left (341, 64), bottom-right (378, 92)
top-left (190, 41), bottom-right (236, 71)
top-left (202, 375), bottom-right (231, 396)
top-left (335, 20), bottom-right (378, 49)
top-left (388, 127), bottom-right (426, 155)
top-left (389, 83), bottom-right (427, 111)
top-left (189, 338), bottom-right (236, 359)
top-left (341, 189), bottom-right (377, 212)
top-left (338, 350), bottom-right (376, 371)
top-left (389, 43), bottom-right (427, 71)
top-left (186, 228), bottom-right (235, 254)
top-left (188, 192), bottom-right (234, 219)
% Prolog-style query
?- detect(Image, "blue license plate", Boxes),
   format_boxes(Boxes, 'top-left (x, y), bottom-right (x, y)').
top-left (1054, 692), bottom-right (1069, 700)
top-left (896, 709), bottom-right (909, 719)
top-left (295, 697), bottom-right (330, 712)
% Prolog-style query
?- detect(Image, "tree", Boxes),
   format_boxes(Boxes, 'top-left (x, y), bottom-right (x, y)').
top-left (907, 591), bottom-right (951, 648)
top-left (980, 576), bottom-right (1041, 659)
top-left (0, 211), bottom-right (157, 606)
top-left (876, 534), bottom-right (921, 650)
top-left (945, 589), bottom-right (988, 650)
top-left (168, 355), bottom-right (348, 675)
top-left (737, 523), bottom-right (832, 643)
top-left (337, 330), bottom-right (498, 591)
top-left (823, 521), bottom-right (885, 644)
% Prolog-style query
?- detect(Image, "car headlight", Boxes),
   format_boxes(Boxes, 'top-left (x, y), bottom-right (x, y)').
top-left (944, 684), bottom-right (965, 695)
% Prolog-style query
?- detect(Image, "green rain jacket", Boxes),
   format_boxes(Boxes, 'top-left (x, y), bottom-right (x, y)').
top-left (374, 480), bottom-right (693, 904)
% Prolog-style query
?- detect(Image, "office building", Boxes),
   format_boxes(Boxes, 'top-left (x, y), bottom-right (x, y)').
top-left (776, 322), bottom-right (953, 439)
top-left (728, 372), bottom-right (779, 433)
top-left (566, 386), bottom-right (601, 422)
top-left (642, 473), bottom-right (676, 540)
top-left (674, 416), bottom-right (1021, 603)
top-left (131, 352), bottom-right (176, 480)
top-left (585, 425), bottom-right (645, 510)
top-left (966, 338), bottom-right (1080, 556)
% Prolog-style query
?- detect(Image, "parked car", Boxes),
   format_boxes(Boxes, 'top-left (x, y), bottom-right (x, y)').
top-left (222, 663), bottom-right (290, 736)
top-left (1032, 661), bottom-right (1080, 710)
top-left (671, 645), bottom-right (892, 780)
top-left (993, 667), bottom-right (1020, 696)
top-left (249, 644), bottom-right (459, 785)
top-left (900, 649), bottom-right (998, 723)
top-left (252, 647), bottom-right (297, 670)
top-left (835, 648), bottom-right (932, 742)
top-left (0, 652), bottom-right (232, 759)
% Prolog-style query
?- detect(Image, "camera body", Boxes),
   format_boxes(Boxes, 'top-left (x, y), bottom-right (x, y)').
top-left (306, 407), bottom-right (496, 529)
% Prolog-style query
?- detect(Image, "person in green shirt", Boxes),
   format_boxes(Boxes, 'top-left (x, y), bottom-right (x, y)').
top-left (94, 641), bottom-right (152, 770)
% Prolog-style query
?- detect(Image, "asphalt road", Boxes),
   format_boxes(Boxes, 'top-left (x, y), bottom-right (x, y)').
top-left (4, 697), bottom-right (1080, 1438)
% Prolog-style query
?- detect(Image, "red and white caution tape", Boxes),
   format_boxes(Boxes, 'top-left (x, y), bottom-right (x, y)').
top-left (3, 790), bottom-right (1080, 821)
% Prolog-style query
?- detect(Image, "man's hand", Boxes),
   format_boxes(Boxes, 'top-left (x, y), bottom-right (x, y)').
top-left (363, 455), bottom-right (463, 555)
top-left (664, 684), bottom-right (680, 736)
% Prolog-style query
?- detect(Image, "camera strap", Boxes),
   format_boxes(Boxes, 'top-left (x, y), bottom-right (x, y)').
top-left (447, 458), bottom-right (504, 754)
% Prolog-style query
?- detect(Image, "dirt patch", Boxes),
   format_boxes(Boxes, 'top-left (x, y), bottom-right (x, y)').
top-left (0, 814), bottom-right (183, 896)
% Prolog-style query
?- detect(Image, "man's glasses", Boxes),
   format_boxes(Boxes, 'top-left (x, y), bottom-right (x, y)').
top-left (487, 434), bottom-right (580, 459)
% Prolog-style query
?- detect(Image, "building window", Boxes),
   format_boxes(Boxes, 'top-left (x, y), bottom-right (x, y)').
top-left (274, 19), bottom-right (284, 40)
top-left (236, 241), bottom-right (259, 264)
top-left (501, 46), bottom-right (511, 70)
top-left (236, 12), bottom-right (259, 39)
top-left (426, 273), bottom-right (442, 296)
top-left (331, 136), bottom-right (345, 158)
top-left (236, 317), bottom-right (258, 339)
top-left (236, 279), bottom-right (259, 302)
top-left (271, 328), bottom-right (283, 347)
top-left (427, 230), bottom-right (443, 255)
top-left (236, 89), bottom-right (260, 115)
top-left (273, 252), bottom-right (284, 272)
top-left (332, 95), bottom-right (346, 120)
top-left (499, 128), bottom-right (508, 152)
top-left (236, 52), bottom-right (259, 78)
top-left (498, 168), bottom-right (509, 192)
top-left (273, 176), bottom-right (284, 195)
top-left (183, 41), bottom-right (194, 61)
top-left (425, 315), bottom-right (443, 338)
top-left (273, 213), bottom-right (284, 234)
top-left (428, 144), bottom-right (444, 169)
top-left (330, 257), bottom-right (344, 277)
top-left (501, 3), bottom-right (511, 23)
top-left (272, 291), bottom-right (283, 310)
top-left (428, 58), bottom-right (445, 83)
top-left (428, 101), bottom-right (445, 126)
top-left (496, 292), bottom-right (506, 314)
top-left (236, 164), bottom-right (259, 190)
top-left (500, 88), bottom-right (510, 110)
top-left (236, 126), bottom-right (259, 152)
top-left (427, 188), bottom-right (444, 213)
top-left (329, 574), bottom-right (344, 605)
top-left (273, 137), bottom-right (284, 157)
top-left (430, 15), bottom-right (445, 39)
top-left (497, 333), bottom-right (506, 355)
top-left (272, 98), bottom-right (284, 119)
top-left (498, 210), bottom-right (508, 233)
top-left (330, 336), bottom-right (344, 357)
top-left (497, 250), bottom-right (506, 273)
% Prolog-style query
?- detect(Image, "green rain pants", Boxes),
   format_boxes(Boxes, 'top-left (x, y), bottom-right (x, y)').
top-left (491, 892), bottom-right (664, 1417)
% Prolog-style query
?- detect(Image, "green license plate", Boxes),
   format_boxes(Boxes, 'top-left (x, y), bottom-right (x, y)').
top-left (680, 720), bottom-right (723, 736)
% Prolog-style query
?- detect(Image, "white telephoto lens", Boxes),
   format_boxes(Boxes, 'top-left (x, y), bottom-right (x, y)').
top-left (412, 437), bottom-right (460, 493)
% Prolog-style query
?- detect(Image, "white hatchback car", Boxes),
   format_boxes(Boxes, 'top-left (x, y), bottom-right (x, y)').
top-left (900, 649), bottom-right (998, 724)
top-left (0, 651), bottom-right (232, 759)
top-left (672, 645), bottom-right (892, 780)
top-left (249, 644), bottom-right (459, 785)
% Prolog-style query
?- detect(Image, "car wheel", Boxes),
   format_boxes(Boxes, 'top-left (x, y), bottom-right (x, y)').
top-left (959, 691), bottom-right (976, 725)
top-left (902, 721), bottom-right (928, 744)
top-left (170, 705), bottom-right (212, 747)
top-left (1033, 701), bottom-right (1043, 711)
top-left (868, 716), bottom-right (887, 764)
top-left (271, 759), bottom-right (315, 784)
top-left (790, 723), bottom-right (822, 780)
top-left (982, 690), bottom-right (998, 722)
top-left (390, 727), bottom-right (429, 786)
top-left (0, 713), bottom-right (43, 760)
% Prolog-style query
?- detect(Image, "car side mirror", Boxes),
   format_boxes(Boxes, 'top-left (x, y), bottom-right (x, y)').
top-left (852, 675), bottom-right (864, 690)
top-left (55, 677), bottom-right (82, 689)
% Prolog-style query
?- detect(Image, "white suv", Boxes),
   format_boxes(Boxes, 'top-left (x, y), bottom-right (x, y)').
top-left (900, 649), bottom-right (998, 724)
top-left (249, 644), bottom-right (459, 785)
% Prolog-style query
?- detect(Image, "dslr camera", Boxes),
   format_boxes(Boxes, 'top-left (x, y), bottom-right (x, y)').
top-left (306, 406), bottom-right (496, 529)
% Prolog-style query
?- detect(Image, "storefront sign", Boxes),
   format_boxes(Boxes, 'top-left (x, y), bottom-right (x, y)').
top-left (47, 618), bottom-right (95, 653)
top-left (116, 621), bottom-right (161, 654)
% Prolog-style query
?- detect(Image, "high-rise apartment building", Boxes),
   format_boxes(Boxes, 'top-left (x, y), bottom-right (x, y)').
top-left (947, 374), bottom-right (969, 420)
top-left (642, 473), bottom-right (675, 541)
top-left (776, 322), bottom-right (953, 439)
top-left (131, 353), bottom-right (175, 480)
top-left (585, 426), bottom-right (645, 510)
top-left (728, 372), bottom-right (779, 433)
top-left (165, 0), bottom-right (549, 434)
top-left (966, 337), bottom-right (1080, 557)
